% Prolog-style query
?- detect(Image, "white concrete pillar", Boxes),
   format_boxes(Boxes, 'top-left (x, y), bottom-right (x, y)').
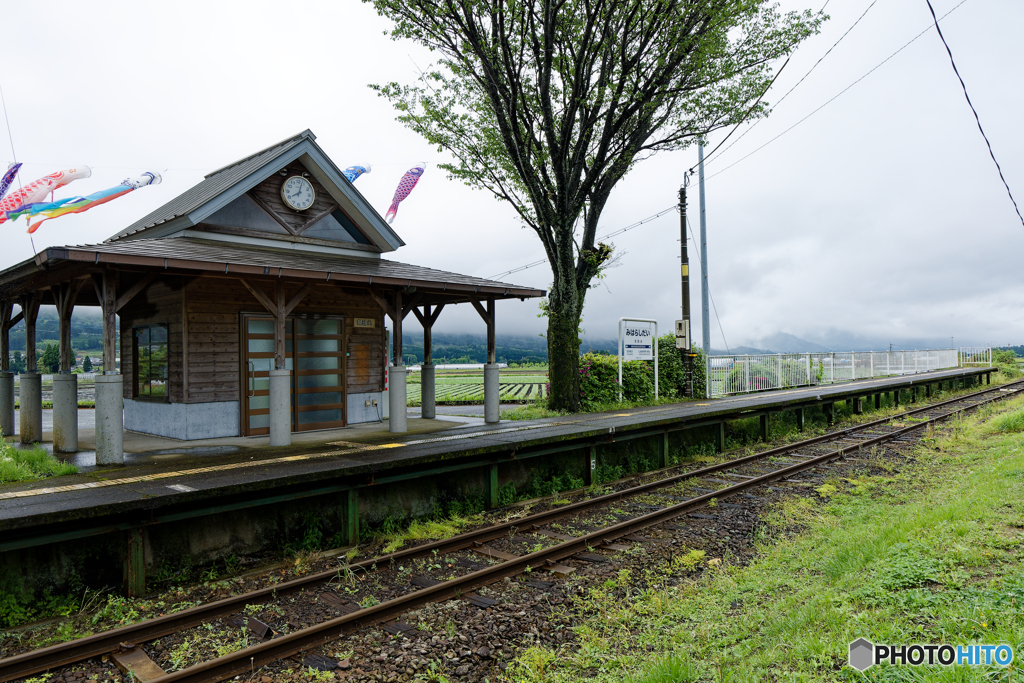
top-left (52, 373), bottom-right (79, 453)
top-left (94, 374), bottom-right (124, 465)
top-left (421, 364), bottom-right (435, 419)
top-left (484, 363), bottom-right (500, 424)
top-left (19, 372), bottom-right (42, 444)
top-left (0, 372), bottom-right (13, 440)
top-left (388, 365), bottom-right (407, 433)
top-left (269, 369), bottom-right (292, 447)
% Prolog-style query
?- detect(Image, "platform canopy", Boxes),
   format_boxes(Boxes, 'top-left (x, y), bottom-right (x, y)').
top-left (0, 128), bottom-right (545, 454)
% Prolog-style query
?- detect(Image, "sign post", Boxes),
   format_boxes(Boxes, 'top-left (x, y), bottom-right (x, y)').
top-left (618, 318), bottom-right (658, 401)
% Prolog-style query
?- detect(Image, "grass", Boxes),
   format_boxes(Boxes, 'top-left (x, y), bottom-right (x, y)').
top-left (501, 394), bottom-right (1024, 682)
top-left (377, 513), bottom-right (483, 554)
top-left (0, 443), bottom-right (77, 483)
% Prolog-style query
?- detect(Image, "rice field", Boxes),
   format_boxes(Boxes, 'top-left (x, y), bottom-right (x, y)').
top-left (406, 372), bottom-right (547, 404)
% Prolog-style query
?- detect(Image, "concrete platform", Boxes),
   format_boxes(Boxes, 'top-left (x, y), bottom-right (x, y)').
top-left (0, 366), bottom-right (994, 543)
top-left (5, 410), bottom-right (478, 468)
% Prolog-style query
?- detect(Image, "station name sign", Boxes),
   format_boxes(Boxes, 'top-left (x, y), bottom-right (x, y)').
top-left (623, 323), bottom-right (654, 360)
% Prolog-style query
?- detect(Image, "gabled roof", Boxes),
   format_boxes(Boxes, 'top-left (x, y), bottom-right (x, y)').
top-left (105, 130), bottom-right (405, 252)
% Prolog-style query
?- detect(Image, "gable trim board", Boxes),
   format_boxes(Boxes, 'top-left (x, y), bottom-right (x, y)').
top-left (106, 131), bottom-right (405, 253)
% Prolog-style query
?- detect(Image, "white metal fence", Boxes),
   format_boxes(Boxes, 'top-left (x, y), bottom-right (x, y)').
top-left (707, 348), bottom-right (969, 398)
top-left (959, 347), bottom-right (992, 367)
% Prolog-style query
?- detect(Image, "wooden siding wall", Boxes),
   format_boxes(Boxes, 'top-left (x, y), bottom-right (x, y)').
top-left (184, 277), bottom-right (385, 404)
top-left (118, 277), bottom-right (185, 402)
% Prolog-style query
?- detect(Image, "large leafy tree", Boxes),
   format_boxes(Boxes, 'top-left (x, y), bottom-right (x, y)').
top-left (369, 0), bottom-right (821, 411)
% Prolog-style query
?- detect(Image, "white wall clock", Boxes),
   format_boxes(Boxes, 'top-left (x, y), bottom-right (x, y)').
top-left (281, 176), bottom-right (315, 211)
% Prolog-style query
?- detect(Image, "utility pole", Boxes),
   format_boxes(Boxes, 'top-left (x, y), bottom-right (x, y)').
top-left (678, 181), bottom-right (693, 396)
top-left (698, 144), bottom-right (711, 357)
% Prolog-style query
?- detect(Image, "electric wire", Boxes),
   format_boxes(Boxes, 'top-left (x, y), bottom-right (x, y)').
top-left (690, 0), bottom-right (836, 173)
top-left (487, 205), bottom-right (677, 280)
top-left (491, 1), bottom-right (975, 286)
top-left (924, 0), bottom-right (1024, 228)
top-left (0, 82), bottom-right (17, 166)
top-left (705, 0), bottom-right (971, 181)
top-left (704, 0), bottom-right (880, 168)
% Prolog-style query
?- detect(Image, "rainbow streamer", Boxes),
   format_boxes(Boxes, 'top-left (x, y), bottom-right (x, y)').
top-left (5, 171), bottom-right (162, 234)
top-left (0, 162), bottom-right (22, 202)
top-left (0, 166), bottom-right (91, 224)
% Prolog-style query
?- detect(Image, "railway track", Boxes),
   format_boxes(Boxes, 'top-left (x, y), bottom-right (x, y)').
top-left (4, 378), bottom-right (1022, 682)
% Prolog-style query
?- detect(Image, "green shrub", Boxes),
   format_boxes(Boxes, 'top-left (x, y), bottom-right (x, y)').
top-left (579, 353), bottom-right (619, 409)
top-left (656, 335), bottom-right (707, 398)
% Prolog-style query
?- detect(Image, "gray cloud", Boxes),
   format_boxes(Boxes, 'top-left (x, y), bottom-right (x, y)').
top-left (1, 0), bottom-right (1019, 354)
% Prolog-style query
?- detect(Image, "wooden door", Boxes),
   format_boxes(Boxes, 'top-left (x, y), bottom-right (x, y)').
top-left (241, 315), bottom-right (346, 436)
top-left (293, 317), bottom-right (346, 431)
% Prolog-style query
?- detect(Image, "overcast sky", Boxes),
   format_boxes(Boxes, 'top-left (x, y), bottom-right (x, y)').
top-left (2, 0), bottom-right (1020, 352)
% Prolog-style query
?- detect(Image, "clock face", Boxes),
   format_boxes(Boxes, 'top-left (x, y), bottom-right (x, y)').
top-left (281, 176), bottom-right (315, 211)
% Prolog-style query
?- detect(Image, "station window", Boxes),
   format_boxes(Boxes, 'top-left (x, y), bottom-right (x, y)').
top-left (134, 324), bottom-right (169, 399)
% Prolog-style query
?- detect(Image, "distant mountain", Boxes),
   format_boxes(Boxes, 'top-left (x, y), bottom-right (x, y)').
top-left (755, 333), bottom-right (830, 353)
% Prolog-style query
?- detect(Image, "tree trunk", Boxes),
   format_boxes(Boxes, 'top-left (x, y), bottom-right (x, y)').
top-left (546, 269), bottom-right (584, 412)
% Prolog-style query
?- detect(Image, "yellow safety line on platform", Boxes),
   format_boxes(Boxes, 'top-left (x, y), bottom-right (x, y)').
top-left (0, 372), bottom-right (968, 502)
top-left (0, 424), bottom-right (559, 501)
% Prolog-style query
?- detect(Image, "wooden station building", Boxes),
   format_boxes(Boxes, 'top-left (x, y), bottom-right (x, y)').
top-left (0, 130), bottom-right (544, 463)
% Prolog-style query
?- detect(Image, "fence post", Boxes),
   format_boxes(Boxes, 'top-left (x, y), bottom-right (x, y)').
top-left (870, 352), bottom-right (874, 378)
top-left (806, 354), bottom-right (811, 386)
top-left (830, 353), bottom-right (834, 384)
top-left (745, 356), bottom-right (750, 393)
top-left (707, 358), bottom-right (712, 399)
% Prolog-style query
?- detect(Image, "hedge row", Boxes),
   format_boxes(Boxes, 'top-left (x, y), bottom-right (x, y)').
top-left (579, 334), bottom-right (707, 409)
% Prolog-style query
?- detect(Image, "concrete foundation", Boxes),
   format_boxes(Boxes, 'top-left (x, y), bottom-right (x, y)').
top-left (52, 374), bottom-right (79, 452)
top-left (95, 374), bottom-right (124, 465)
top-left (388, 365), bottom-right (407, 433)
top-left (421, 364), bottom-right (435, 419)
top-left (125, 399), bottom-right (241, 440)
top-left (346, 392), bottom-right (385, 425)
top-left (484, 363), bottom-right (500, 424)
top-left (269, 369), bottom-right (291, 447)
top-left (0, 372), bottom-right (13, 440)
top-left (19, 373), bottom-right (42, 444)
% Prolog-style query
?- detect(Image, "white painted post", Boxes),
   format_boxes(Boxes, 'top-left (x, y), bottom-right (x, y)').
top-left (0, 372), bottom-right (13, 439)
top-left (388, 366), bottom-right (408, 433)
top-left (52, 373), bottom-right (78, 452)
top-left (269, 369), bottom-right (292, 446)
top-left (94, 374), bottom-right (124, 465)
top-left (421, 364), bottom-right (435, 419)
top-left (484, 363), bottom-right (500, 423)
top-left (19, 373), bottom-right (42, 444)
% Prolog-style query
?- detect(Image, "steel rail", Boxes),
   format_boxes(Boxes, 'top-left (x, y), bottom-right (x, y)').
top-left (1, 379), bottom-right (1019, 681)
top-left (149, 379), bottom-right (1024, 682)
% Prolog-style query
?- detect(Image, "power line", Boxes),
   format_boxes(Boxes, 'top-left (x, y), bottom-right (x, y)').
top-left (704, 0), bottom-right (880, 168)
top-left (488, 205), bottom-right (677, 280)
top-left (705, 0), bottom-right (971, 181)
top-left (924, 0), bottom-right (1024, 228)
